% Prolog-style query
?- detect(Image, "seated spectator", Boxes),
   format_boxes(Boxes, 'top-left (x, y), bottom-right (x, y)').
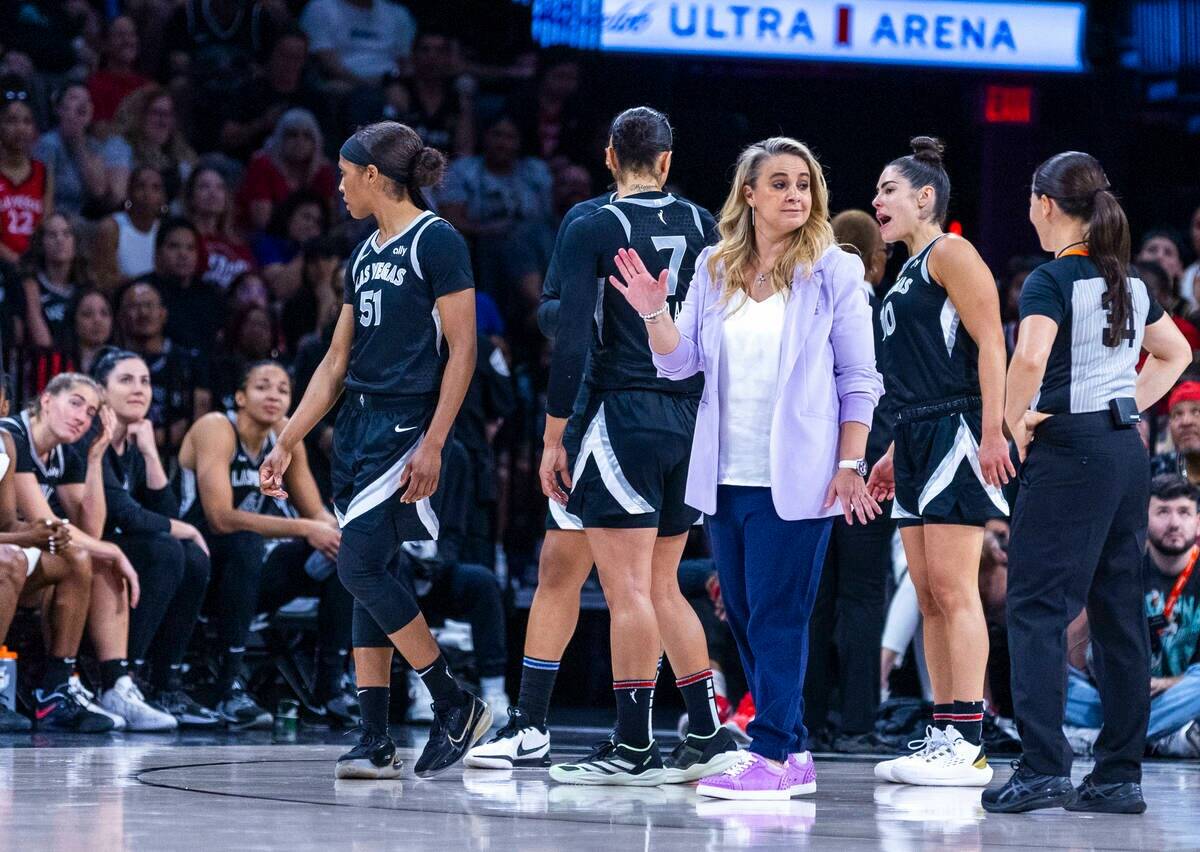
top-left (250, 190), bottom-right (328, 300)
top-left (438, 115), bottom-right (553, 316)
top-left (162, 0), bottom-right (283, 88)
top-left (105, 85), bottom-right (196, 203)
top-left (116, 280), bottom-right (212, 456)
top-left (300, 0), bottom-right (417, 86)
top-left (1138, 229), bottom-right (1189, 311)
top-left (185, 165), bottom-right (255, 291)
top-left (239, 109), bottom-right (335, 234)
top-left (92, 166), bottom-right (166, 290)
top-left (382, 30), bottom-right (475, 158)
top-left (216, 29), bottom-right (321, 162)
top-left (280, 235), bottom-right (341, 354)
top-left (551, 163), bottom-right (592, 220)
top-left (399, 533), bottom-right (509, 722)
top-left (0, 3), bottom-right (88, 77)
top-left (507, 49), bottom-right (589, 169)
top-left (1184, 203), bottom-right (1200, 305)
top-left (90, 348), bottom-right (216, 727)
top-left (177, 361), bottom-right (354, 727)
top-left (1065, 476), bottom-right (1200, 757)
top-left (134, 217), bottom-right (226, 360)
top-left (70, 288), bottom-right (115, 375)
top-left (0, 373), bottom-right (154, 730)
top-left (32, 83), bottom-right (110, 217)
top-left (0, 375), bottom-right (93, 733)
top-left (228, 270), bottom-right (271, 312)
top-left (18, 213), bottom-right (88, 353)
top-left (211, 303), bottom-right (281, 410)
top-left (1152, 382), bottom-right (1200, 484)
top-left (1139, 261), bottom-right (1200, 352)
top-left (87, 16), bottom-right (150, 130)
top-left (0, 77), bottom-right (50, 265)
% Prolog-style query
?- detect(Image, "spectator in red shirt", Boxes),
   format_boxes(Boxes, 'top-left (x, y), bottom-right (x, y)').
top-left (87, 16), bottom-right (150, 130)
top-left (0, 78), bottom-right (51, 264)
top-left (238, 108), bottom-right (334, 233)
top-left (184, 165), bottom-right (255, 291)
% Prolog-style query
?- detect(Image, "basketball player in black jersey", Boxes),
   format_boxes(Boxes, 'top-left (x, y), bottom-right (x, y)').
top-left (178, 361), bottom-right (352, 729)
top-left (867, 138), bottom-right (1014, 787)
top-left (259, 122), bottom-right (490, 780)
top-left (538, 107), bottom-right (739, 786)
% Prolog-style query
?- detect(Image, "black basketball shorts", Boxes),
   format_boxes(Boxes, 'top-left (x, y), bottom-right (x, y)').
top-left (563, 389), bottom-right (700, 537)
top-left (332, 392), bottom-right (446, 542)
top-left (891, 402), bottom-right (1010, 528)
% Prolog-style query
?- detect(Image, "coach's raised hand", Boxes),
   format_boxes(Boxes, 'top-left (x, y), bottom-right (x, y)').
top-left (610, 248), bottom-right (669, 316)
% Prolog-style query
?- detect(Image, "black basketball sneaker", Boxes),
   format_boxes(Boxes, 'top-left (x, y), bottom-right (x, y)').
top-left (33, 685), bottom-right (116, 732)
top-left (414, 693), bottom-right (492, 778)
top-left (662, 727), bottom-right (742, 783)
top-left (336, 729), bottom-right (404, 780)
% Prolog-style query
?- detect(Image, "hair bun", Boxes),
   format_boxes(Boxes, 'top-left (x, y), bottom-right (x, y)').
top-left (410, 146), bottom-right (446, 189)
top-left (909, 136), bottom-right (946, 167)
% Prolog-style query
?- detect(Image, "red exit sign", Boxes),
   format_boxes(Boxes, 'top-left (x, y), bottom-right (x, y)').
top-left (984, 85), bottom-right (1033, 124)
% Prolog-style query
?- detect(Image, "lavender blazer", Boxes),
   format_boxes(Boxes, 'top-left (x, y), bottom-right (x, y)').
top-left (654, 244), bottom-right (884, 520)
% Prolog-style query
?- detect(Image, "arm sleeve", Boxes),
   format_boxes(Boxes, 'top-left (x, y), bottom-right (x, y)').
top-left (538, 199), bottom-right (597, 338)
top-left (545, 216), bottom-right (603, 418)
top-left (653, 246), bottom-right (711, 380)
top-left (102, 454), bottom-right (171, 535)
top-left (420, 223), bottom-right (474, 297)
top-left (829, 251), bottom-right (885, 427)
top-left (1019, 267), bottom-right (1067, 324)
top-left (61, 443), bottom-right (87, 486)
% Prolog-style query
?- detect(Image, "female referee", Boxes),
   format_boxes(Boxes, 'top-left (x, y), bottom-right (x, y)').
top-left (259, 121), bottom-right (490, 780)
top-left (867, 137), bottom-right (1014, 787)
top-left (983, 152), bottom-right (1189, 814)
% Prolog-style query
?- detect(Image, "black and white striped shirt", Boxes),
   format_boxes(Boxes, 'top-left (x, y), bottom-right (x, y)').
top-left (1021, 255), bottom-right (1164, 415)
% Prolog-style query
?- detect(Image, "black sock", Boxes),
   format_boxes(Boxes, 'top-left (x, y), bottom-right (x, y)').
top-left (677, 669), bottom-right (719, 737)
top-left (40, 657), bottom-right (75, 693)
top-left (416, 655), bottom-right (464, 706)
top-left (932, 703), bottom-right (954, 731)
top-left (517, 656), bottom-right (559, 729)
top-left (100, 659), bottom-right (129, 692)
top-left (951, 700), bottom-right (985, 746)
top-left (220, 647), bottom-right (245, 695)
top-left (613, 678), bottom-right (655, 748)
top-left (358, 686), bottom-right (390, 737)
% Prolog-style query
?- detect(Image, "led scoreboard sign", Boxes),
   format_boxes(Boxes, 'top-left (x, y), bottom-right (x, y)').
top-left (531, 1), bottom-right (1086, 72)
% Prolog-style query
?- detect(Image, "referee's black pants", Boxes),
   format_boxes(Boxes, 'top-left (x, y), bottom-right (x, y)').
top-left (1007, 412), bottom-right (1150, 782)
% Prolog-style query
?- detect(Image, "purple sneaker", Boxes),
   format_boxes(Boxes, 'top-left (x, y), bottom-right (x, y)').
top-left (697, 751), bottom-right (816, 800)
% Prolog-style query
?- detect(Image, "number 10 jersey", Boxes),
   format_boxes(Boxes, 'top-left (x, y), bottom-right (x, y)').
top-left (342, 211), bottom-right (474, 399)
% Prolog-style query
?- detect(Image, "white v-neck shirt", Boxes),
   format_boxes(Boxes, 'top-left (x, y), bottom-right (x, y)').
top-left (717, 290), bottom-right (786, 486)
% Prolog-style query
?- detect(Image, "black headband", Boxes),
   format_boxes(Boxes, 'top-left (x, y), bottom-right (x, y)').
top-left (340, 135), bottom-right (428, 207)
top-left (340, 137), bottom-right (373, 169)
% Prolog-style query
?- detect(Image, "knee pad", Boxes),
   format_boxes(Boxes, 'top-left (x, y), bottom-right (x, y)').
top-left (337, 537), bottom-right (420, 637)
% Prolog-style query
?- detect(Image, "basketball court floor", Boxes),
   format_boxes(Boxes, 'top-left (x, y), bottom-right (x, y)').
top-left (2, 727), bottom-right (1197, 850)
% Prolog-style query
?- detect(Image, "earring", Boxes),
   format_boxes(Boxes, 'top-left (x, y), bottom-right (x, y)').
top-left (750, 207), bottom-right (755, 228)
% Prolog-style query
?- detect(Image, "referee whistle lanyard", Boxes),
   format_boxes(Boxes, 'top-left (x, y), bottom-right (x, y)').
top-left (1164, 546), bottom-right (1200, 622)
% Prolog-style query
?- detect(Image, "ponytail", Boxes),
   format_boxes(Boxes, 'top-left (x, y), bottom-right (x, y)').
top-left (1089, 190), bottom-right (1132, 348)
top-left (1032, 151), bottom-right (1132, 348)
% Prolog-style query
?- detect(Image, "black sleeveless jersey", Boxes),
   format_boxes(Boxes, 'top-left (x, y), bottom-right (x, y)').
top-left (878, 235), bottom-right (980, 408)
top-left (342, 211), bottom-right (474, 399)
top-left (546, 191), bottom-right (717, 417)
top-left (0, 410), bottom-right (86, 517)
top-left (179, 412), bottom-right (295, 526)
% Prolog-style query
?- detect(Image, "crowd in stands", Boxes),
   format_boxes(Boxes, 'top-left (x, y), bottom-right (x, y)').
top-left (0, 1), bottom-right (1198, 758)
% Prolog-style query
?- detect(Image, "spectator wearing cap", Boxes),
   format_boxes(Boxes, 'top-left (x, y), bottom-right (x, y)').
top-left (1152, 382), bottom-right (1200, 485)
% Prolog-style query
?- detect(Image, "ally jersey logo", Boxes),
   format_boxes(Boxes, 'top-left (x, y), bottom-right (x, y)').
top-left (576, 1), bottom-right (1084, 71)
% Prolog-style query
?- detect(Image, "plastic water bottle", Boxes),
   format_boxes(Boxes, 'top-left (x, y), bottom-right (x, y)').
top-left (273, 698), bottom-right (299, 742)
top-left (0, 646), bottom-right (16, 712)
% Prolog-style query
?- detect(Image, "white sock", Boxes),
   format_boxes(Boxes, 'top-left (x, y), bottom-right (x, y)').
top-left (481, 676), bottom-right (505, 696)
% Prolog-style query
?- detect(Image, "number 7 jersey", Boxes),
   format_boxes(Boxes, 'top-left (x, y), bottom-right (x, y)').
top-left (342, 211), bottom-right (474, 398)
top-left (545, 191), bottom-right (717, 418)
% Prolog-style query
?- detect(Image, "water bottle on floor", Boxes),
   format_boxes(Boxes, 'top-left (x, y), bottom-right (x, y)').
top-left (0, 647), bottom-right (16, 711)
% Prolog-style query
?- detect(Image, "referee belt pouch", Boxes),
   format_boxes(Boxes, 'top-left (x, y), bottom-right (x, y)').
top-left (1108, 397), bottom-right (1140, 429)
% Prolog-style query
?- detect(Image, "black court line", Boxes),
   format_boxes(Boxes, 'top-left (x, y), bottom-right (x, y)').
top-left (131, 755), bottom-right (1079, 847)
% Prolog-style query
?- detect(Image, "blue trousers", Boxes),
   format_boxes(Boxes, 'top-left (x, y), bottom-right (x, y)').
top-left (706, 485), bottom-right (833, 760)
top-left (1066, 663), bottom-right (1200, 739)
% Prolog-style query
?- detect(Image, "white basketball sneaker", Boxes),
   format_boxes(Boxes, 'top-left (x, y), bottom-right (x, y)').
top-left (873, 725), bottom-right (946, 783)
top-left (891, 725), bottom-right (992, 787)
top-left (465, 707), bottom-right (551, 769)
top-left (100, 676), bottom-right (178, 732)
